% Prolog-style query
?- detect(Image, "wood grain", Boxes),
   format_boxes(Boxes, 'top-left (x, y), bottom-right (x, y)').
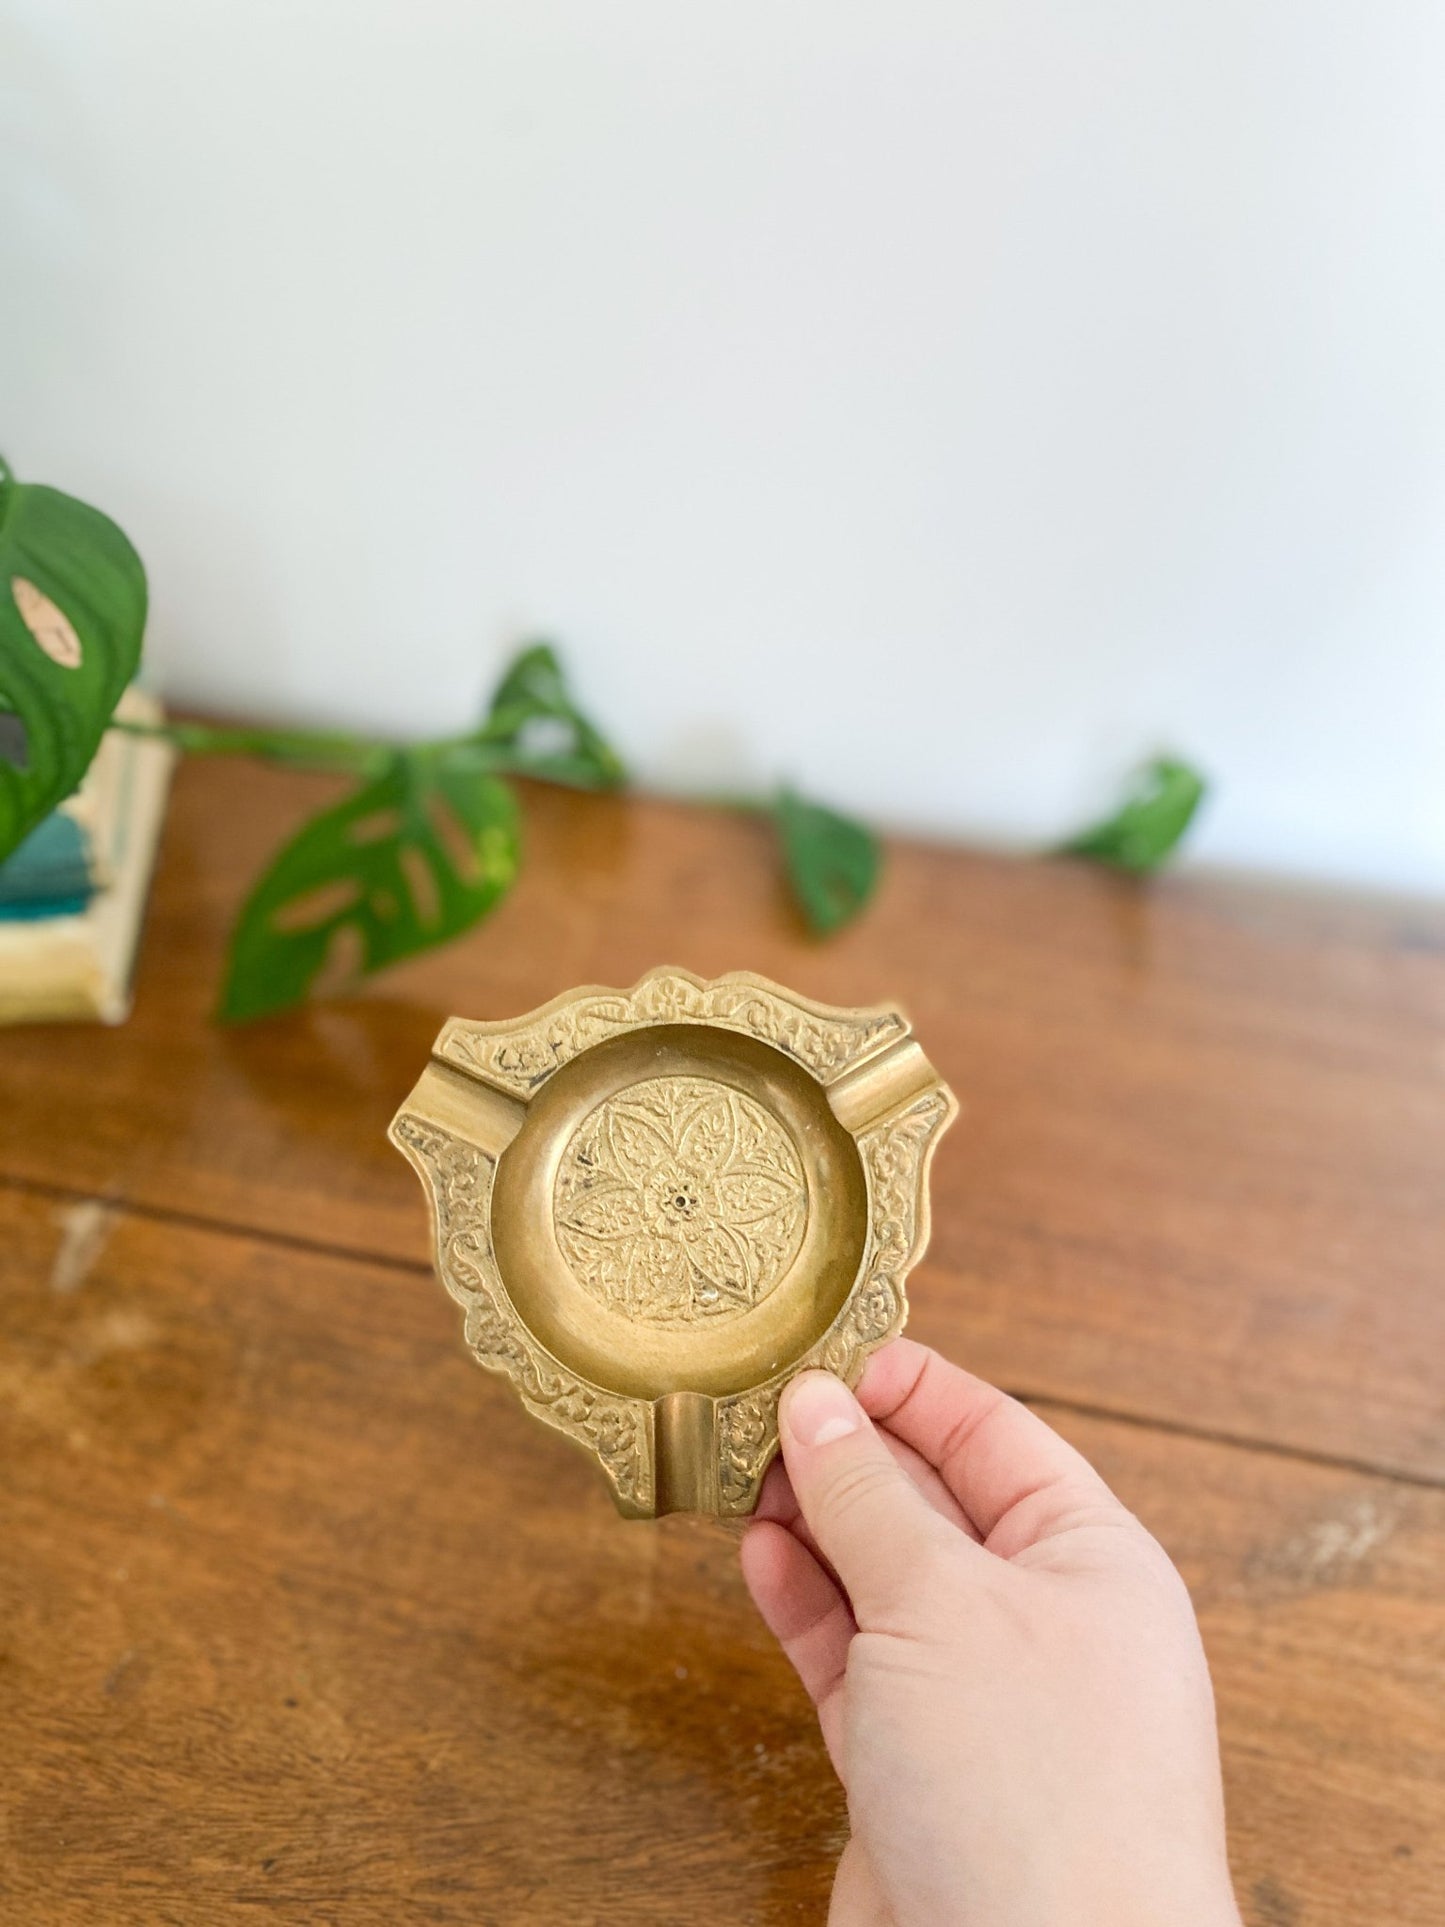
top-left (2, 1188), bottom-right (1441, 1927)
top-left (0, 754), bottom-right (1441, 1476)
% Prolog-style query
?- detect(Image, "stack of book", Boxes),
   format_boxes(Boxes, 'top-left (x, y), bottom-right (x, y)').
top-left (0, 689), bottom-right (175, 1025)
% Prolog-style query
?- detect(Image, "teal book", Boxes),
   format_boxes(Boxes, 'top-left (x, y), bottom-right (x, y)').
top-left (0, 812), bottom-right (97, 913)
top-left (0, 888), bottom-right (90, 922)
top-left (0, 686), bottom-right (160, 918)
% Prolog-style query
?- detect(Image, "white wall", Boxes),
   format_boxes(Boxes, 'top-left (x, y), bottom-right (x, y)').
top-left (4, 1), bottom-right (1444, 891)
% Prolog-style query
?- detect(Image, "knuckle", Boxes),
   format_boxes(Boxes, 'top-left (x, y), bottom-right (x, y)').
top-left (818, 1455), bottom-right (901, 1530)
top-left (1051, 1485), bottom-right (1130, 1536)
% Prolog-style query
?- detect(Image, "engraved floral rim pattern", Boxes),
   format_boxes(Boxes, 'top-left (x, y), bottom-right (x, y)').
top-left (441, 967), bottom-right (908, 1098)
top-left (553, 1075), bottom-right (807, 1327)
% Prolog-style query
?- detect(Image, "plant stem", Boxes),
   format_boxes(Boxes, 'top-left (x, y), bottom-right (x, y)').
top-left (109, 713), bottom-right (768, 810)
top-left (108, 716), bottom-right (627, 791)
top-left (110, 716), bottom-right (395, 776)
top-left (686, 788), bottom-right (774, 815)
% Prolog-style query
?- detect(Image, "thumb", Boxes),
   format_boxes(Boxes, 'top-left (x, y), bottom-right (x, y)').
top-left (778, 1370), bottom-right (952, 1624)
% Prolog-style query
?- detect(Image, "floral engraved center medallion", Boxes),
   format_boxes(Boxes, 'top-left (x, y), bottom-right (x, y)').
top-left (553, 1076), bottom-right (807, 1326)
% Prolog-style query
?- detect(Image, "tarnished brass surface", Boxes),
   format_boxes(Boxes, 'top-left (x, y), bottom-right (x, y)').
top-left (388, 968), bottom-right (957, 1517)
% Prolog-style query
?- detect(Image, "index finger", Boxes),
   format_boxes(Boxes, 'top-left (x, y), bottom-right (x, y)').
top-left (855, 1338), bottom-right (1119, 1552)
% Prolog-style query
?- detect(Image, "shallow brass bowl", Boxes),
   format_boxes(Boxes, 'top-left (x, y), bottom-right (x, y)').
top-left (389, 968), bottom-right (956, 1517)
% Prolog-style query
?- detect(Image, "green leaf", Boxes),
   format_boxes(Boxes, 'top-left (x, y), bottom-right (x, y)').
top-left (487, 640), bottom-right (573, 715)
top-left (476, 640), bottom-right (626, 789)
top-left (219, 748), bottom-right (520, 1022)
top-left (0, 466), bottom-right (147, 862)
top-left (1058, 756), bottom-right (1208, 873)
top-left (774, 785), bottom-right (881, 935)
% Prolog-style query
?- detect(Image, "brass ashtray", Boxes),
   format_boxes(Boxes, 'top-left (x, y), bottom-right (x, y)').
top-left (389, 968), bottom-right (956, 1517)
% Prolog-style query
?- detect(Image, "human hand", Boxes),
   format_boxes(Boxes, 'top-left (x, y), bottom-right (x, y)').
top-left (741, 1340), bottom-right (1242, 1927)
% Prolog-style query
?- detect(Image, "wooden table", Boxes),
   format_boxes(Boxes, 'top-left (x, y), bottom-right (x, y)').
top-left (2, 755), bottom-right (1442, 1925)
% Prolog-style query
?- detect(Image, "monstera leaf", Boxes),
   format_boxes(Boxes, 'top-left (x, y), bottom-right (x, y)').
top-left (476, 641), bottom-right (625, 789)
top-left (0, 458), bottom-right (147, 862)
top-left (210, 643), bottom-right (635, 1020)
top-left (220, 746), bottom-right (520, 1021)
top-left (774, 784), bottom-right (880, 935)
top-left (1059, 756), bottom-right (1208, 873)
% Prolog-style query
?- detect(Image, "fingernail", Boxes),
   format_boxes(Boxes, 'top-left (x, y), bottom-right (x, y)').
top-left (782, 1373), bottom-right (862, 1448)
